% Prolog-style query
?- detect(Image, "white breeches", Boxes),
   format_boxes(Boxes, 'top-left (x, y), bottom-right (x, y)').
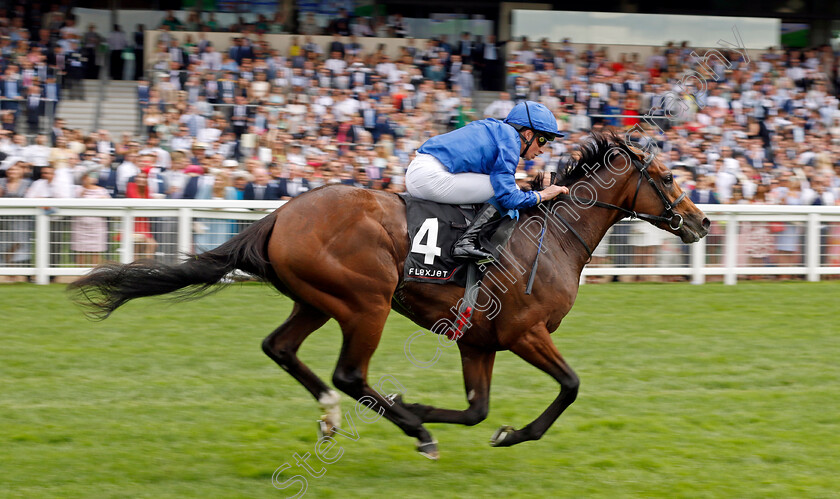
top-left (405, 153), bottom-right (495, 204)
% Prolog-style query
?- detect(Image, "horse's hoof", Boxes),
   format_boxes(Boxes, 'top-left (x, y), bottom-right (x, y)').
top-left (317, 418), bottom-right (336, 439)
top-left (417, 440), bottom-right (439, 460)
top-left (490, 425), bottom-right (515, 447)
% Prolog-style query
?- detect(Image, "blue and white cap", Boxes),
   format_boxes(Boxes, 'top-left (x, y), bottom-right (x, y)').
top-left (504, 101), bottom-right (565, 138)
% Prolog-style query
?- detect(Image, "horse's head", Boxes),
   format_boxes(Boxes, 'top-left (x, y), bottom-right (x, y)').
top-left (552, 132), bottom-right (710, 244)
top-left (620, 146), bottom-right (710, 243)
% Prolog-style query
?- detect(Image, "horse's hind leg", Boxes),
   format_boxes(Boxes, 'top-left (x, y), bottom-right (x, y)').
top-left (261, 302), bottom-right (342, 432)
top-left (400, 344), bottom-right (495, 427)
top-left (331, 309), bottom-right (439, 459)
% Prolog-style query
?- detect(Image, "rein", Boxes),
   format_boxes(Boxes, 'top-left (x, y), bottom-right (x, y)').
top-left (544, 153), bottom-right (687, 262)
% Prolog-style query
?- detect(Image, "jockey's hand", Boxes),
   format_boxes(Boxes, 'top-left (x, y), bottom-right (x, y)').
top-left (540, 185), bottom-right (569, 202)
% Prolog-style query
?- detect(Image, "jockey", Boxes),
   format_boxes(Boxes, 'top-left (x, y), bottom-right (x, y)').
top-left (405, 100), bottom-right (569, 261)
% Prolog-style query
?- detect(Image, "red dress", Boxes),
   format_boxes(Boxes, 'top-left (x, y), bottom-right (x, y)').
top-left (125, 182), bottom-right (153, 238)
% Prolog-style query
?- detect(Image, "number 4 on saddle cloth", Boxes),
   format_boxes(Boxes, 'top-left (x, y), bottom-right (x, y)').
top-left (401, 194), bottom-right (516, 287)
top-left (400, 195), bottom-right (517, 340)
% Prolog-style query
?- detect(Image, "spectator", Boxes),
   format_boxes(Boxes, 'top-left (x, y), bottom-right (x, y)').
top-left (25, 164), bottom-right (56, 198)
top-left (82, 24), bottom-right (103, 79)
top-left (0, 161), bottom-right (32, 265)
top-left (244, 167), bottom-right (280, 200)
top-left (124, 167), bottom-right (158, 258)
top-left (71, 170), bottom-right (110, 266)
top-left (484, 91), bottom-right (515, 119)
top-left (108, 24), bottom-right (128, 80)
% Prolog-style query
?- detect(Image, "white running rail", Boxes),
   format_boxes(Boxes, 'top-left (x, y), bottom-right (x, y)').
top-left (0, 199), bottom-right (838, 285)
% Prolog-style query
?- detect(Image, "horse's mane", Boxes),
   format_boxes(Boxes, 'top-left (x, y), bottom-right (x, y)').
top-left (529, 130), bottom-right (642, 192)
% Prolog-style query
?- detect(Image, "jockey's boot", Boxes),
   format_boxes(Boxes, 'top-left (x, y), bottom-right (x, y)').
top-left (452, 205), bottom-right (499, 261)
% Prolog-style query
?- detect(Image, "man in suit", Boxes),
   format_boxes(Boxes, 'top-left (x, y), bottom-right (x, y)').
top-left (201, 43), bottom-right (223, 71)
top-left (96, 153), bottom-right (120, 197)
top-left (276, 166), bottom-right (311, 199)
top-left (25, 85), bottom-right (46, 134)
top-left (372, 105), bottom-right (394, 142)
top-left (228, 37), bottom-right (248, 66)
top-left (34, 55), bottom-right (52, 84)
top-left (180, 106), bottom-right (206, 138)
top-left (476, 34), bottom-right (506, 91)
top-left (1, 66), bottom-right (23, 125)
top-left (454, 64), bottom-right (475, 98)
top-left (202, 72), bottom-right (220, 104)
top-left (218, 71), bottom-right (238, 105)
top-left (34, 28), bottom-right (54, 55)
top-left (81, 24), bottom-right (103, 79)
top-left (133, 25), bottom-right (145, 80)
top-left (228, 96), bottom-right (252, 138)
top-left (183, 75), bottom-right (202, 104)
top-left (108, 25), bottom-right (128, 81)
top-left (50, 118), bottom-right (65, 147)
top-left (447, 54), bottom-right (463, 90)
top-left (359, 94), bottom-right (377, 133)
top-left (347, 115), bottom-right (367, 144)
top-left (327, 34), bottom-right (345, 59)
top-left (457, 32), bottom-right (474, 65)
top-left (167, 38), bottom-right (187, 68)
top-left (240, 38), bottom-right (256, 63)
top-left (348, 60), bottom-right (372, 89)
top-left (66, 43), bottom-right (86, 100)
top-left (345, 35), bottom-right (362, 58)
top-left (244, 167), bottom-right (281, 200)
top-left (49, 45), bottom-right (68, 90)
top-left (437, 35), bottom-right (452, 61)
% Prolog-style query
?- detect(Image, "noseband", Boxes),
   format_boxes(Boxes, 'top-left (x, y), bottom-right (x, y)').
top-left (549, 152), bottom-right (687, 261)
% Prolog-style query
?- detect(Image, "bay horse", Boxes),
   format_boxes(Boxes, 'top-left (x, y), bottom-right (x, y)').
top-left (70, 131), bottom-right (709, 459)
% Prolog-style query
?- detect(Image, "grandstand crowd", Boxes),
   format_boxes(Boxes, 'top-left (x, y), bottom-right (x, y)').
top-left (1, 5), bottom-right (840, 275)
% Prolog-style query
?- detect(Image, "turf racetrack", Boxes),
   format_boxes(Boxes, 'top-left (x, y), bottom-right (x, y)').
top-left (1, 282), bottom-right (838, 498)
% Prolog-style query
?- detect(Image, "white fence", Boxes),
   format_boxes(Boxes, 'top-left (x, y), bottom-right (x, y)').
top-left (1, 199), bottom-right (839, 285)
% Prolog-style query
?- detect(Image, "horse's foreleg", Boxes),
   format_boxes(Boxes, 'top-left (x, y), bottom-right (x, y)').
top-left (261, 303), bottom-right (340, 431)
top-left (401, 344), bottom-right (495, 426)
top-left (332, 310), bottom-right (439, 459)
top-left (490, 325), bottom-right (579, 447)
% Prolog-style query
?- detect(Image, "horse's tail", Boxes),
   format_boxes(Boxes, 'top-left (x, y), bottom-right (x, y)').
top-left (69, 210), bottom-right (279, 320)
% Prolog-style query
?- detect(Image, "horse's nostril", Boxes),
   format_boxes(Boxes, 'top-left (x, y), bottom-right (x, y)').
top-left (702, 218), bottom-right (711, 231)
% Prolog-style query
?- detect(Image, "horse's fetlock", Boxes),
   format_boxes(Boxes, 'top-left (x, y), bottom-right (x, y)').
top-left (524, 424), bottom-right (543, 441)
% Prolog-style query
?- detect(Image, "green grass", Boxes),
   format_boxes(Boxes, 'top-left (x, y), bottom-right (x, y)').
top-left (1, 282), bottom-right (839, 498)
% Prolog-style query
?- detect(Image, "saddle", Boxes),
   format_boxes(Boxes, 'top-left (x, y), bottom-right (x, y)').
top-left (400, 194), bottom-right (515, 287)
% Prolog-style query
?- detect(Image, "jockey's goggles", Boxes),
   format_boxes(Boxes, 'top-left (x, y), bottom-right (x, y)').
top-left (535, 132), bottom-right (554, 147)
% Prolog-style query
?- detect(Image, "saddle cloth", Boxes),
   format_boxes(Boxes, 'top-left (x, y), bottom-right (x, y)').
top-left (401, 194), bottom-right (515, 287)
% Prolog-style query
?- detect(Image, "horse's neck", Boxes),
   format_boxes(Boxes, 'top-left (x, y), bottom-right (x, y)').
top-left (544, 187), bottom-right (626, 273)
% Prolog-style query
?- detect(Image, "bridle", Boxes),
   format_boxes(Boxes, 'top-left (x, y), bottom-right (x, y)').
top-left (547, 152), bottom-right (687, 261)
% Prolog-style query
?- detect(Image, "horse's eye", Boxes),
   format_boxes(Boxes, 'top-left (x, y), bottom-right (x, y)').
top-left (663, 173), bottom-right (673, 185)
